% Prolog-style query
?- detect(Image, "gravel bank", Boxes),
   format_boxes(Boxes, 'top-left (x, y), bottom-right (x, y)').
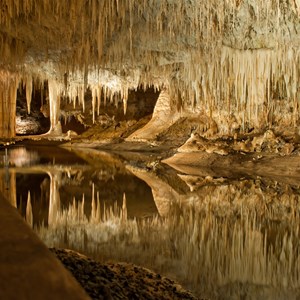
top-left (50, 248), bottom-right (198, 300)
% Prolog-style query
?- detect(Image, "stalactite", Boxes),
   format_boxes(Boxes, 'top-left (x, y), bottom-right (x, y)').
top-left (0, 0), bottom-right (299, 136)
top-left (123, 97), bottom-right (128, 115)
top-left (25, 76), bottom-right (32, 114)
top-left (92, 87), bottom-right (97, 124)
top-left (97, 86), bottom-right (102, 116)
top-left (122, 87), bottom-right (129, 115)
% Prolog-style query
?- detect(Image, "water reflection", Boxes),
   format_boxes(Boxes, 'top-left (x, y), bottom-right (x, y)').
top-left (34, 175), bottom-right (300, 299)
top-left (0, 147), bottom-right (38, 168)
top-left (3, 146), bottom-right (300, 299)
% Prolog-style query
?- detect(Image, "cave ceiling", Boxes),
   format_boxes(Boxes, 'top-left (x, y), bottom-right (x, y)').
top-left (0, 0), bottom-right (299, 136)
top-left (0, 1), bottom-right (298, 79)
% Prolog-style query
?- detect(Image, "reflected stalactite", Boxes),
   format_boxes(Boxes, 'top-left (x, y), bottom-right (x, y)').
top-left (48, 172), bottom-right (61, 226)
top-left (96, 191), bottom-right (101, 222)
top-left (34, 174), bottom-right (300, 299)
top-left (42, 177), bottom-right (129, 228)
top-left (79, 194), bottom-right (85, 221)
top-left (90, 183), bottom-right (96, 223)
top-left (163, 204), bottom-right (300, 299)
top-left (90, 185), bottom-right (102, 224)
top-left (122, 193), bottom-right (127, 221)
top-left (37, 184), bottom-right (135, 251)
top-left (26, 191), bottom-right (33, 228)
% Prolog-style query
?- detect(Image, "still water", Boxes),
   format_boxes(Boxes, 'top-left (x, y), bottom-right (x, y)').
top-left (1, 145), bottom-right (300, 299)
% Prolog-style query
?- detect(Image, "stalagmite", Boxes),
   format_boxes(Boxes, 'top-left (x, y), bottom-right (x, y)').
top-left (127, 87), bottom-right (180, 141)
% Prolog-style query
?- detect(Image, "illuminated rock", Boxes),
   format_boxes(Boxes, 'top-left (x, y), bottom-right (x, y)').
top-left (0, 1), bottom-right (299, 142)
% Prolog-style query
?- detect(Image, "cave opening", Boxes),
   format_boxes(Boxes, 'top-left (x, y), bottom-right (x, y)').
top-left (16, 81), bottom-right (50, 136)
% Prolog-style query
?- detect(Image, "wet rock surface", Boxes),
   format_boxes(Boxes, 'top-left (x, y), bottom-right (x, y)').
top-left (50, 248), bottom-right (198, 300)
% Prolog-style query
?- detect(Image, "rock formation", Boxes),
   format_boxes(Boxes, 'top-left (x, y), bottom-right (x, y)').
top-left (0, 1), bottom-right (299, 149)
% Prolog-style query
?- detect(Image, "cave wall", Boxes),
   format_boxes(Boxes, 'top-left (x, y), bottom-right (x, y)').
top-left (0, 72), bottom-right (18, 138)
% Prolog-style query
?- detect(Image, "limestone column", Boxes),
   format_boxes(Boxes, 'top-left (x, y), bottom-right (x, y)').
top-left (48, 79), bottom-right (62, 135)
top-left (127, 87), bottom-right (180, 141)
top-left (0, 71), bottom-right (18, 138)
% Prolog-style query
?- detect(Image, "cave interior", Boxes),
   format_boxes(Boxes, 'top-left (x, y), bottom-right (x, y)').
top-left (0, 0), bottom-right (298, 152)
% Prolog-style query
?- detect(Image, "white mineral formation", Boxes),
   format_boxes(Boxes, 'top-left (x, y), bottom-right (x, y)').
top-left (0, 1), bottom-right (299, 139)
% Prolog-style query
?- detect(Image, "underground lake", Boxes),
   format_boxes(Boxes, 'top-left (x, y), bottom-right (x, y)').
top-left (1, 144), bottom-right (300, 299)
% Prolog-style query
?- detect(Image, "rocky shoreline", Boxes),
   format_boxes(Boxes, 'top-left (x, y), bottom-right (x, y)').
top-left (50, 248), bottom-right (198, 300)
